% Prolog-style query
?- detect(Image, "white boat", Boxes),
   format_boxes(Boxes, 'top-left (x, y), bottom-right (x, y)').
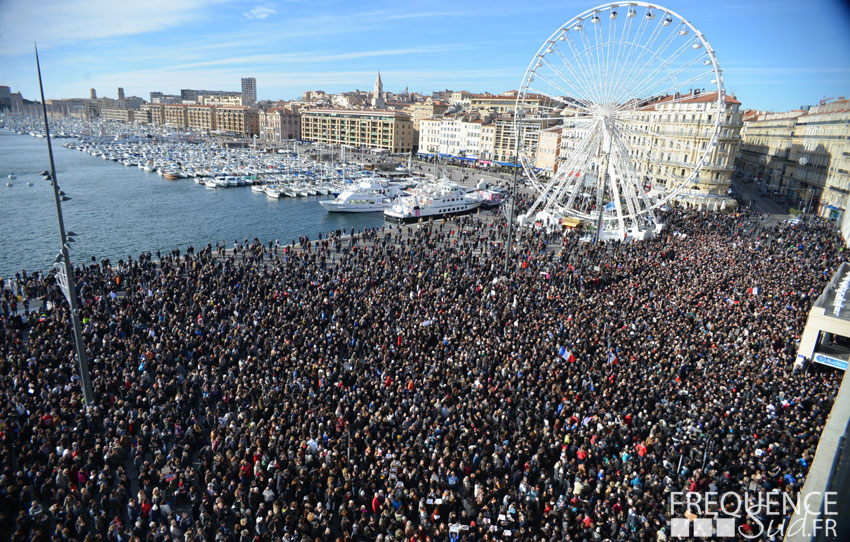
top-left (384, 180), bottom-right (480, 222)
top-left (8, 173), bottom-right (16, 179)
top-left (469, 189), bottom-right (503, 208)
top-left (264, 186), bottom-right (281, 199)
top-left (320, 180), bottom-right (402, 213)
top-left (204, 179), bottom-right (218, 188)
top-left (251, 184), bottom-right (266, 193)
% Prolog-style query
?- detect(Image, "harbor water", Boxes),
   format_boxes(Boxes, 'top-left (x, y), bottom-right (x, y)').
top-left (0, 131), bottom-right (384, 277)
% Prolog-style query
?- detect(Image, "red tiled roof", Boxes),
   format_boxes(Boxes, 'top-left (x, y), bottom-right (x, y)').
top-left (305, 108), bottom-right (410, 117)
top-left (638, 91), bottom-right (741, 111)
top-left (653, 91), bottom-right (740, 105)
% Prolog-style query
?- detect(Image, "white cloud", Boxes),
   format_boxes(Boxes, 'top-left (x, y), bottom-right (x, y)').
top-left (243, 6), bottom-right (276, 20)
top-left (155, 45), bottom-right (463, 70)
top-left (0, 0), bottom-right (226, 56)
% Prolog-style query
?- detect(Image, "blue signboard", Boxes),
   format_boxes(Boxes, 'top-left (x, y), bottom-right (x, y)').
top-left (813, 353), bottom-right (848, 371)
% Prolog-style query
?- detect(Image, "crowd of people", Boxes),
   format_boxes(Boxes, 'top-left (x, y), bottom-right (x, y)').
top-left (0, 208), bottom-right (845, 542)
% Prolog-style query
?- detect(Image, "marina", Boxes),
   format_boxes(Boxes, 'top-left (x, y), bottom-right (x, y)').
top-left (0, 126), bottom-right (504, 277)
top-left (0, 129), bottom-right (389, 277)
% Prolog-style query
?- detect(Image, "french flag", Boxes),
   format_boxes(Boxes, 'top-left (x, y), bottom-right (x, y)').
top-left (607, 351), bottom-right (618, 365)
top-left (559, 346), bottom-right (576, 363)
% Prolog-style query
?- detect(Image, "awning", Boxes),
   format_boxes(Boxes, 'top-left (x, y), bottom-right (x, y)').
top-left (437, 153), bottom-right (451, 158)
top-left (494, 161), bottom-right (519, 167)
top-left (455, 156), bottom-right (476, 162)
top-left (417, 151), bottom-right (435, 157)
top-left (827, 205), bottom-right (841, 211)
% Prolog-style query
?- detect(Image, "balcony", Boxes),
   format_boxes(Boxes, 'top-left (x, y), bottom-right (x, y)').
top-left (702, 163), bottom-right (736, 172)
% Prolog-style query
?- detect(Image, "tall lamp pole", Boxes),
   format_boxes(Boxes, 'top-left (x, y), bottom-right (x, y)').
top-left (35, 44), bottom-right (95, 406)
top-left (503, 121), bottom-right (523, 276)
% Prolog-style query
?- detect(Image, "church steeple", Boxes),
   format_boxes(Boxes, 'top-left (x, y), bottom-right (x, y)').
top-left (372, 71), bottom-right (385, 109)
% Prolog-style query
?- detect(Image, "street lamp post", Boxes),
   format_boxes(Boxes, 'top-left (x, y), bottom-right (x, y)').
top-left (504, 154), bottom-right (520, 275)
top-left (35, 44), bottom-right (95, 406)
top-left (504, 121), bottom-right (523, 276)
top-left (804, 187), bottom-right (815, 215)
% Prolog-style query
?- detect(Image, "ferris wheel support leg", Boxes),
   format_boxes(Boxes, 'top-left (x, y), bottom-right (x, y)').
top-left (594, 152), bottom-right (609, 244)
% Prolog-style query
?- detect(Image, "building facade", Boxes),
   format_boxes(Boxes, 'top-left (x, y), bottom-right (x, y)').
top-left (408, 101), bottom-right (449, 147)
top-left (301, 109), bottom-right (413, 153)
top-left (302, 90), bottom-right (328, 104)
top-left (43, 99), bottom-right (91, 119)
top-left (535, 127), bottom-right (562, 174)
top-left (449, 91), bottom-right (472, 108)
top-left (133, 108), bottom-right (152, 124)
top-left (783, 99), bottom-right (850, 219)
top-left (619, 91), bottom-right (743, 195)
top-left (198, 94), bottom-right (243, 106)
top-left (418, 119), bottom-right (441, 154)
top-left (409, 102), bottom-right (448, 131)
top-left (418, 117), bottom-right (493, 159)
top-left (737, 111), bottom-right (804, 194)
top-left (214, 106), bottom-right (260, 137)
top-left (241, 77), bottom-right (257, 105)
top-left (137, 103), bottom-right (259, 136)
top-left (140, 104), bottom-right (164, 125)
top-left (737, 98), bottom-right (850, 219)
top-left (470, 92), bottom-right (558, 116)
top-left (493, 117), bottom-right (558, 163)
top-left (151, 93), bottom-right (182, 104)
top-left (163, 104), bottom-right (188, 127)
top-left (187, 105), bottom-right (216, 133)
top-left (101, 107), bottom-right (135, 123)
top-left (259, 108), bottom-right (301, 141)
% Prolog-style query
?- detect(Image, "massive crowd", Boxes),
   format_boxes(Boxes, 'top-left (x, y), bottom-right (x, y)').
top-left (0, 209), bottom-right (845, 542)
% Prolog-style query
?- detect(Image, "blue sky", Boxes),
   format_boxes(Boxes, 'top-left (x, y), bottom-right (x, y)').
top-left (1, 0), bottom-right (849, 111)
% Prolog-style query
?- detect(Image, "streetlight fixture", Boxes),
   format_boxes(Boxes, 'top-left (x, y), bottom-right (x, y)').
top-left (35, 44), bottom-right (95, 406)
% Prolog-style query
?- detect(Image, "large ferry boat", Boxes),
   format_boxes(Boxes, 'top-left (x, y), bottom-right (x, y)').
top-left (384, 180), bottom-right (481, 222)
top-left (319, 180), bottom-right (402, 213)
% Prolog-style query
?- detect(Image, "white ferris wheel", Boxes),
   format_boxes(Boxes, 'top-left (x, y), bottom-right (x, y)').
top-left (515, 2), bottom-right (726, 239)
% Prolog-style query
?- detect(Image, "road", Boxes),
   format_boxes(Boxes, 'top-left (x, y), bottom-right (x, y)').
top-left (731, 178), bottom-right (792, 220)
